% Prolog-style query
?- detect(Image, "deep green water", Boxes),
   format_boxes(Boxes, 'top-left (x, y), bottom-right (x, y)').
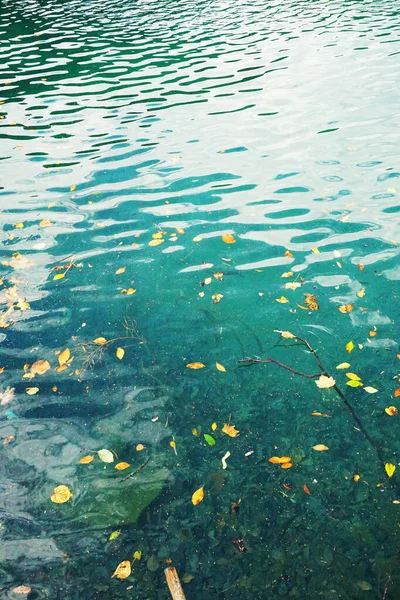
top-left (1, 0), bottom-right (400, 598)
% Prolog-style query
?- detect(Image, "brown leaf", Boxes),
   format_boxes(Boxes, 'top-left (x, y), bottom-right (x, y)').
top-left (338, 304), bottom-right (353, 313)
top-left (303, 484), bottom-right (311, 495)
top-left (30, 359), bottom-right (50, 375)
top-left (222, 423), bottom-right (239, 437)
top-left (12, 586), bottom-right (31, 595)
top-left (112, 560), bottom-right (131, 579)
top-left (304, 293), bottom-right (319, 311)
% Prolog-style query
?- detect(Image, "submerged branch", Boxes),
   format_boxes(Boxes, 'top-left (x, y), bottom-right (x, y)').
top-left (238, 356), bottom-right (322, 379)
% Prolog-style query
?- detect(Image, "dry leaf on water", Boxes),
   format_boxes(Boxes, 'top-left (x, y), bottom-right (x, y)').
top-left (12, 586), bottom-right (31, 595)
top-left (304, 293), bottom-right (319, 311)
top-left (216, 362), bottom-right (226, 372)
top-left (136, 444), bottom-right (144, 451)
top-left (222, 234), bottom-right (236, 244)
top-left (115, 462), bottom-right (130, 470)
top-left (93, 337), bottom-right (107, 346)
top-left (26, 387), bottom-right (39, 395)
top-left (310, 412), bottom-right (329, 417)
top-left (346, 341), bottom-right (354, 354)
top-left (285, 282), bottom-right (301, 290)
top-left (385, 406), bottom-right (398, 416)
top-left (148, 239), bottom-right (164, 247)
top-left (58, 348), bottom-right (70, 366)
top-left (31, 359), bottom-right (50, 375)
top-left (116, 347), bottom-right (125, 360)
top-left (192, 486), bottom-right (204, 505)
top-left (394, 389), bottom-right (400, 398)
top-left (313, 444), bottom-right (329, 451)
top-left (112, 561), bottom-right (131, 579)
top-left (276, 296), bottom-right (289, 304)
top-left (303, 484), bottom-right (311, 495)
top-left (212, 293), bottom-right (223, 304)
top-left (364, 386), bottom-right (378, 394)
top-left (98, 449), bottom-right (114, 463)
top-left (222, 423), bottom-right (239, 437)
top-left (336, 362), bottom-right (350, 370)
top-left (284, 250), bottom-right (293, 258)
top-left (0, 386), bottom-right (15, 406)
top-left (385, 463), bottom-right (396, 478)
top-left (186, 362), bottom-right (205, 369)
top-left (51, 484), bottom-right (72, 504)
top-left (115, 267), bottom-right (126, 275)
top-left (315, 375), bottom-right (335, 389)
top-left (79, 455), bottom-right (94, 464)
top-left (338, 304), bottom-right (353, 313)
top-left (269, 456), bottom-right (291, 464)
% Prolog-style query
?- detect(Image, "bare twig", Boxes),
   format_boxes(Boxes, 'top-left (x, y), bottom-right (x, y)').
top-left (238, 356), bottom-right (322, 379)
top-left (120, 457), bottom-right (151, 483)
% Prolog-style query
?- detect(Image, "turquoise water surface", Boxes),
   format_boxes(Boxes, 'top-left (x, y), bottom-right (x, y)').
top-left (1, 0), bottom-right (400, 598)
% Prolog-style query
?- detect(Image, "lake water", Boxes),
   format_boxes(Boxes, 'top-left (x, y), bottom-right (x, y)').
top-left (1, 0), bottom-right (400, 598)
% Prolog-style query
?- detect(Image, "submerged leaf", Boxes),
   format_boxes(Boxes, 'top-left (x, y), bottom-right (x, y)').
top-left (79, 455), bottom-right (94, 465)
top-left (336, 362), bottom-right (350, 370)
top-left (192, 486), bottom-right (204, 505)
top-left (203, 434), bottom-right (215, 446)
top-left (112, 560), bottom-right (131, 580)
top-left (93, 337), bottom-right (107, 346)
top-left (186, 362), bottom-right (205, 370)
top-left (285, 282), bottom-right (301, 290)
top-left (109, 530), bottom-right (121, 541)
top-left (0, 386), bottom-right (15, 406)
top-left (115, 462), bottom-right (130, 470)
top-left (51, 484), bottom-right (73, 504)
top-left (12, 586), bottom-right (31, 595)
top-left (116, 347), bottom-right (125, 360)
top-left (385, 406), bottom-right (398, 416)
top-left (222, 423), bottom-right (239, 437)
top-left (313, 444), bottom-right (329, 452)
top-left (115, 267), bottom-right (126, 275)
top-left (98, 449), bottom-right (114, 463)
top-left (216, 362), bottom-right (226, 372)
top-left (385, 463), bottom-right (396, 478)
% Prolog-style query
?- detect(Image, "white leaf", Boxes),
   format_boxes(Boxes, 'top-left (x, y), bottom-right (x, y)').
top-left (315, 375), bottom-right (336, 389)
top-left (98, 449), bottom-right (114, 463)
top-left (0, 386), bottom-right (15, 406)
top-left (364, 386), bottom-right (378, 394)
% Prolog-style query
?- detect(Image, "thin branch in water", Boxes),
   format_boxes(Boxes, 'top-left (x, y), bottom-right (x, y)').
top-left (120, 457), bottom-right (151, 483)
top-left (238, 356), bottom-right (322, 379)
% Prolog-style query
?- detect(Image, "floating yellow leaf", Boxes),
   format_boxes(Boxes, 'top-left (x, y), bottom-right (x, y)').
top-left (93, 337), bottom-right (107, 346)
top-left (12, 586), bottom-right (31, 594)
top-left (136, 443), bottom-right (144, 451)
top-left (115, 462), bottom-right (130, 470)
top-left (285, 282), bottom-right (301, 290)
top-left (281, 271), bottom-right (293, 278)
top-left (116, 347), bottom-right (125, 360)
top-left (336, 362), bottom-right (350, 369)
top-left (204, 277), bottom-right (212, 285)
top-left (26, 387), bottom-right (39, 395)
top-left (284, 250), bottom-right (293, 258)
top-left (170, 440), bottom-right (176, 449)
top-left (51, 484), bottom-right (73, 504)
top-left (279, 330), bottom-right (295, 339)
top-left (70, 184), bottom-right (76, 192)
top-left (79, 455), bottom-right (94, 464)
top-left (186, 362), bottom-right (205, 369)
top-left (115, 267), bottom-right (126, 275)
top-left (281, 462), bottom-right (292, 469)
top-left (364, 386), bottom-right (378, 394)
top-left (148, 239), bottom-right (164, 247)
top-left (31, 359), bottom-right (51, 375)
top-left (310, 412), bottom-right (329, 417)
top-left (98, 448), bottom-right (114, 463)
top-left (353, 474), bottom-right (361, 482)
top-left (346, 373), bottom-right (361, 381)
top-left (385, 463), bottom-right (396, 478)
top-left (346, 380), bottom-right (363, 388)
top-left (211, 422), bottom-right (217, 431)
top-left (222, 234), bottom-right (236, 244)
top-left (109, 530), bottom-right (121, 541)
top-left (222, 423), bottom-right (239, 437)
top-left (133, 550), bottom-right (142, 561)
top-left (338, 304), bottom-right (353, 313)
top-left (192, 235), bottom-right (203, 242)
top-left (346, 341), bottom-right (354, 354)
top-left (313, 444), bottom-right (329, 451)
top-left (192, 428), bottom-right (198, 437)
top-left (53, 273), bottom-right (65, 280)
top-left (276, 296), bottom-right (289, 303)
top-left (152, 232), bottom-right (164, 239)
top-left (112, 560), bottom-right (131, 579)
top-left (269, 456), bottom-right (291, 464)
top-left (40, 219), bottom-right (51, 227)
top-left (191, 486), bottom-right (204, 505)
top-left (304, 293), bottom-right (319, 311)
top-left (357, 288), bottom-right (366, 298)
top-left (369, 330), bottom-right (377, 337)
top-left (121, 287), bottom-right (136, 295)
top-left (311, 248), bottom-right (320, 254)
top-left (214, 272), bottom-right (223, 280)
top-left (315, 375), bottom-right (336, 389)
top-left (15, 223), bottom-right (24, 229)
top-left (58, 348), bottom-right (70, 366)
top-left (216, 362), bottom-right (226, 372)
top-left (385, 406), bottom-right (398, 416)
top-left (212, 293), bottom-right (223, 304)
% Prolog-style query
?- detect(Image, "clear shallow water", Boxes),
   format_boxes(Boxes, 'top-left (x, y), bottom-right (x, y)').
top-left (1, 0), bottom-right (400, 597)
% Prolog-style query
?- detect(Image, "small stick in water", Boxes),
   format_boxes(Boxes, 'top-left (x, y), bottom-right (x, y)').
top-left (164, 567), bottom-right (187, 600)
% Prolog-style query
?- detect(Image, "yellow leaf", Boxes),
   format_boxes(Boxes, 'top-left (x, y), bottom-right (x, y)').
top-left (58, 348), bottom-right (71, 366)
top-left (191, 486), bottom-right (204, 506)
top-left (281, 462), bottom-right (292, 469)
top-left (284, 250), bottom-right (293, 258)
top-left (216, 362), bottom-right (226, 372)
top-left (315, 375), bottom-right (336, 389)
top-left (346, 373), bottom-right (361, 381)
top-left (222, 233), bottom-right (236, 244)
top-left (204, 277), bottom-right (212, 285)
top-left (192, 428), bottom-right (198, 437)
top-left (148, 239), bottom-right (164, 247)
top-left (176, 228), bottom-right (185, 234)
top-left (385, 406), bottom-right (398, 416)
top-left (116, 347), bottom-right (125, 360)
top-left (357, 288), bottom-right (366, 298)
top-left (169, 440), bottom-right (176, 448)
top-left (214, 272), bottom-right (223, 280)
top-left (70, 184), bottom-right (76, 192)
top-left (133, 551), bottom-right (142, 561)
top-left (276, 296), bottom-right (289, 303)
top-left (285, 282), bottom-right (301, 290)
top-left (353, 474), bottom-right (361, 482)
top-left (222, 423), bottom-right (239, 437)
top-left (109, 530), bottom-right (121, 541)
top-left (186, 362), bottom-right (205, 369)
top-left (26, 387), bottom-right (39, 395)
top-left (310, 412), bottom-right (329, 417)
top-left (346, 341), bottom-right (354, 353)
top-left (79, 455), bottom-right (94, 464)
top-left (192, 236), bottom-right (203, 242)
top-left (336, 362), bottom-right (350, 369)
top-left (364, 386), bottom-right (378, 394)
top-left (98, 448), bottom-right (114, 463)
top-left (312, 248), bottom-right (320, 253)
top-left (279, 330), bottom-right (295, 339)
top-left (93, 337), bottom-right (107, 346)
top-left (40, 219), bottom-right (51, 227)
top-left (51, 484), bottom-right (73, 504)
top-left (281, 271), bottom-right (293, 278)
top-left (115, 462), bottom-right (130, 470)
top-left (15, 223), bottom-right (24, 229)
top-left (346, 380), bottom-right (363, 388)
top-left (211, 422), bottom-right (217, 431)
top-left (338, 304), bottom-right (353, 313)
top-left (313, 444), bottom-right (329, 451)
top-left (385, 463), bottom-right (396, 478)
top-left (53, 273), bottom-right (65, 280)
top-left (269, 456), bottom-right (291, 464)
top-left (112, 560), bottom-right (131, 580)
top-left (56, 364), bottom-right (68, 373)
top-left (31, 359), bottom-right (50, 375)
top-left (304, 293), bottom-right (319, 311)
top-left (136, 443), bottom-right (144, 451)
top-left (115, 267), bottom-right (126, 275)
top-left (152, 232), bottom-right (164, 239)
top-left (212, 293), bottom-right (223, 304)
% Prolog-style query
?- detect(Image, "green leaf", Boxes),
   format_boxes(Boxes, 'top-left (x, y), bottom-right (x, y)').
top-left (358, 581), bottom-right (372, 591)
top-left (346, 380), bottom-right (363, 388)
top-left (203, 434), bottom-right (215, 446)
top-left (109, 530), bottom-right (121, 541)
